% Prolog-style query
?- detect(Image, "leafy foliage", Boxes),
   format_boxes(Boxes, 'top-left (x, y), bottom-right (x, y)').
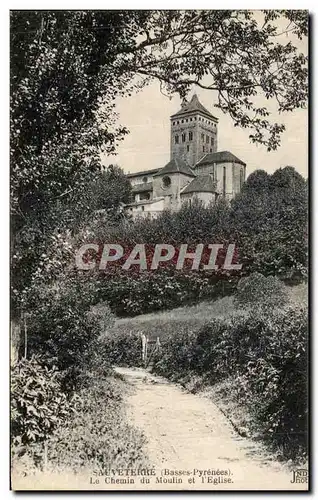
top-left (99, 330), bottom-right (143, 367)
top-left (234, 272), bottom-right (289, 310)
top-left (11, 357), bottom-right (73, 448)
top-left (12, 370), bottom-right (149, 475)
top-left (24, 279), bottom-right (114, 380)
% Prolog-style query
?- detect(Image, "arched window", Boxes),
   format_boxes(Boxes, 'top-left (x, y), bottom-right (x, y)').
top-left (206, 136), bottom-right (210, 144)
top-left (182, 133), bottom-right (186, 143)
top-left (162, 176), bottom-right (171, 189)
top-left (142, 176), bottom-right (148, 183)
top-left (187, 145), bottom-right (190, 152)
top-left (189, 131), bottom-right (193, 141)
top-left (175, 135), bottom-right (179, 144)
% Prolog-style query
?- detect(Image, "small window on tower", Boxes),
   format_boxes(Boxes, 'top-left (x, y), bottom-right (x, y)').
top-left (182, 133), bottom-right (186, 143)
top-left (203, 146), bottom-right (205, 152)
top-left (173, 121), bottom-right (175, 125)
top-left (189, 131), bottom-right (193, 141)
top-left (186, 119), bottom-right (188, 122)
top-left (175, 135), bottom-right (179, 144)
top-left (211, 138), bottom-right (214, 146)
top-left (187, 145), bottom-right (190, 152)
top-left (206, 136), bottom-right (210, 144)
top-left (210, 148), bottom-right (213, 152)
top-left (201, 133), bottom-right (204, 141)
top-left (182, 120), bottom-right (184, 123)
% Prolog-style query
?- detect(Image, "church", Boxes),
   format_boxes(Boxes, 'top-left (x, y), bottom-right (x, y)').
top-left (125, 94), bottom-right (246, 218)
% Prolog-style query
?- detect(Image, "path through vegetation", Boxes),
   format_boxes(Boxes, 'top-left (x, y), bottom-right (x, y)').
top-left (115, 366), bottom-right (306, 491)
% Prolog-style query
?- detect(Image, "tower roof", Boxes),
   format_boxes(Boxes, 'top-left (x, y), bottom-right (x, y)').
top-left (154, 158), bottom-right (196, 178)
top-left (171, 94), bottom-right (218, 121)
top-left (196, 151), bottom-right (246, 167)
top-left (181, 174), bottom-right (217, 194)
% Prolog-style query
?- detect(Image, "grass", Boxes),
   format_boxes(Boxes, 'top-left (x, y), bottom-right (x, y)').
top-left (110, 295), bottom-right (236, 340)
top-left (108, 282), bottom-right (307, 341)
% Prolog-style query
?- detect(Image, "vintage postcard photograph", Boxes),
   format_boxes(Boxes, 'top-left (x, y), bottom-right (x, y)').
top-left (10, 9), bottom-right (309, 491)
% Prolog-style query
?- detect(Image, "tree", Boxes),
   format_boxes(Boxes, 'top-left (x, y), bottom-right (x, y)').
top-left (230, 167), bottom-right (307, 280)
top-left (10, 10), bottom-right (308, 316)
top-left (88, 165), bottom-right (132, 212)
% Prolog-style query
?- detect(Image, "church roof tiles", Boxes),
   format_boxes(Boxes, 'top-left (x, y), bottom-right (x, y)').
top-left (196, 151), bottom-right (246, 167)
top-left (181, 174), bottom-right (217, 194)
top-left (153, 158), bottom-right (196, 178)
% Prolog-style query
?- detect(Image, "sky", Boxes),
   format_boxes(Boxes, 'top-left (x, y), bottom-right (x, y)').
top-left (101, 21), bottom-right (308, 180)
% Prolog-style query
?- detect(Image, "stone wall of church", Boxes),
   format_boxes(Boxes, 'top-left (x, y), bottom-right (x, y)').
top-left (232, 163), bottom-right (246, 196)
top-left (194, 161), bottom-right (245, 199)
top-left (153, 173), bottom-right (193, 210)
top-left (170, 115), bottom-right (218, 167)
top-left (181, 191), bottom-right (216, 206)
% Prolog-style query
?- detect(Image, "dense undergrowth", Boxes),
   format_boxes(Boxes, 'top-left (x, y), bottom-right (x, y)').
top-left (11, 357), bottom-right (149, 476)
top-left (152, 305), bottom-right (308, 461)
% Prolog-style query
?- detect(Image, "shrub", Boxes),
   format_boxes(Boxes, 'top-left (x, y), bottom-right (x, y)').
top-left (96, 269), bottom-right (237, 317)
top-left (153, 327), bottom-right (198, 379)
top-left (25, 279), bottom-right (114, 379)
top-left (99, 330), bottom-right (143, 367)
top-left (234, 272), bottom-right (289, 311)
top-left (11, 356), bottom-right (73, 449)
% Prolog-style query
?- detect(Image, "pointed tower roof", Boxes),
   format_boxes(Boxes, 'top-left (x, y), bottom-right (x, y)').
top-left (171, 94), bottom-right (218, 121)
top-left (154, 158), bottom-right (196, 178)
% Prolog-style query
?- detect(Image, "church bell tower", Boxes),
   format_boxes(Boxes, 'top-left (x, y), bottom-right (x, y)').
top-left (170, 94), bottom-right (218, 167)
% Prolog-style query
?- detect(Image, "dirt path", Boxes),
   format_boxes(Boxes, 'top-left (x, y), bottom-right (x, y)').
top-left (115, 366), bottom-right (307, 491)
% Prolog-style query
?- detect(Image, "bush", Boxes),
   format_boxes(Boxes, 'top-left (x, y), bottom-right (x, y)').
top-left (11, 357), bottom-right (74, 449)
top-left (234, 272), bottom-right (289, 311)
top-left (99, 330), bottom-right (143, 367)
top-left (153, 327), bottom-right (197, 379)
top-left (25, 278), bottom-right (114, 379)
